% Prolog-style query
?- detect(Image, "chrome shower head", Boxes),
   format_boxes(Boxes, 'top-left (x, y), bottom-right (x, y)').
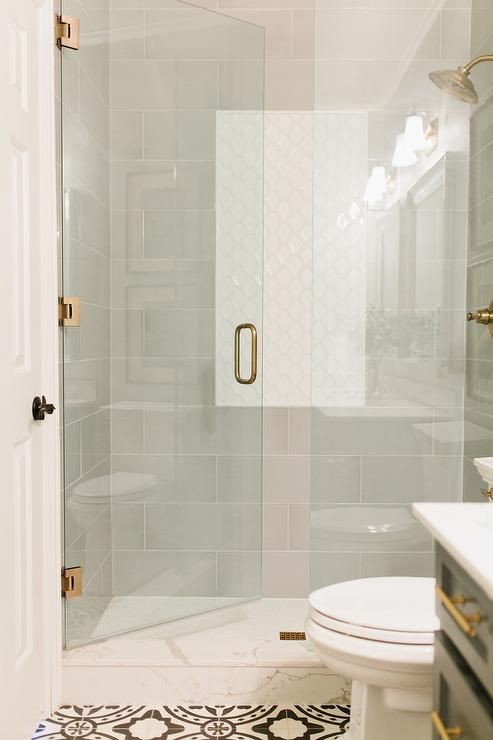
top-left (429, 55), bottom-right (493, 104)
top-left (428, 67), bottom-right (478, 104)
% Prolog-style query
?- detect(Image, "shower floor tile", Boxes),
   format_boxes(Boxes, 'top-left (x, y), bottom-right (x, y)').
top-left (33, 704), bottom-right (351, 739)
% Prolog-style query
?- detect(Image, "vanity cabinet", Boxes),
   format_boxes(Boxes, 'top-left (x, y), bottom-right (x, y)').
top-left (433, 545), bottom-right (493, 738)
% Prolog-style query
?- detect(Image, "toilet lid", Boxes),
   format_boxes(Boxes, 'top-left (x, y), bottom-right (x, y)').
top-left (309, 577), bottom-right (439, 645)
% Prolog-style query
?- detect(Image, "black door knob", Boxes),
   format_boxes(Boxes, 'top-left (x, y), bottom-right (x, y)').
top-left (32, 395), bottom-right (56, 421)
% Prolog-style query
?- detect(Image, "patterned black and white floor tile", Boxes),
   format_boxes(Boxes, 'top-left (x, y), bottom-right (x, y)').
top-left (33, 704), bottom-right (351, 740)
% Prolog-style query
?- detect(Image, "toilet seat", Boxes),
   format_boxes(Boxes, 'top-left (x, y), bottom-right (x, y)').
top-left (309, 577), bottom-right (439, 645)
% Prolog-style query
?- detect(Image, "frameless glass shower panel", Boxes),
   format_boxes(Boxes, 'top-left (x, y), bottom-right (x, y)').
top-left (309, 0), bottom-right (470, 588)
top-left (62, 0), bottom-right (264, 647)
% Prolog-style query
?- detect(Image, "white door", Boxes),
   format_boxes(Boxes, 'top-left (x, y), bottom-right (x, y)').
top-left (0, 0), bottom-right (59, 737)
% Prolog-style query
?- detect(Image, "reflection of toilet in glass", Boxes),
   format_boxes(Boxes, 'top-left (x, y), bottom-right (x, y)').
top-left (306, 577), bottom-right (438, 740)
top-left (69, 472), bottom-right (158, 529)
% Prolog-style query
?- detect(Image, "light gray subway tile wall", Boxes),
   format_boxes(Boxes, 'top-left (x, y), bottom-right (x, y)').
top-left (309, 0), bottom-right (470, 593)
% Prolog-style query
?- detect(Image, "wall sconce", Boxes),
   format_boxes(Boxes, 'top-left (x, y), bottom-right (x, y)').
top-left (404, 113), bottom-right (427, 151)
top-left (364, 165), bottom-right (387, 205)
top-left (392, 134), bottom-right (417, 168)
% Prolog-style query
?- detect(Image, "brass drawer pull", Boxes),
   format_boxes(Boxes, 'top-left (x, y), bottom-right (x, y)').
top-left (436, 585), bottom-right (481, 638)
top-left (431, 711), bottom-right (462, 739)
top-left (234, 323), bottom-right (257, 385)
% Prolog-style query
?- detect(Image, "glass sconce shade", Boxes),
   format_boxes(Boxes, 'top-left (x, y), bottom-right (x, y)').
top-left (392, 134), bottom-right (418, 168)
top-left (364, 165), bottom-right (387, 204)
top-left (404, 114), bottom-right (427, 151)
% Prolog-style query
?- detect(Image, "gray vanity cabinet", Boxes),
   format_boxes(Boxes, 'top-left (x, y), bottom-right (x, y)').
top-left (433, 545), bottom-right (493, 738)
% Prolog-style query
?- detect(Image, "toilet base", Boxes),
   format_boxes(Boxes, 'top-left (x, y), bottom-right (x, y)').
top-left (344, 681), bottom-right (432, 740)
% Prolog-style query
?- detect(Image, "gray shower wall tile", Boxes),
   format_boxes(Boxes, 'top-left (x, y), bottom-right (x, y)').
top-left (361, 456), bottom-right (462, 504)
top-left (360, 552), bottom-right (435, 579)
top-left (310, 456), bottom-right (361, 504)
top-left (63, 108), bottom-right (109, 206)
top-left (295, 408), bottom-right (433, 457)
top-left (144, 407), bottom-right (263, 455)
top-left (111, 211), bottom-right (143, 258)
top-left (111, 357), bottom-right (215, 406)
top-left (81, 409), bottom-right (111, 474)
top-left (219, 59), bottom-right (264, 110)
top-left (261, 551), bottom-right (310, 598)
top-left (110, 259), bottom-right (215, 309)
top-left (110, 111), bottom-right (143, 160)
top-left (112, 550), bottom-right (217, 596)
top-left (110, 161), bottom-right (215, 211)
top-left (111, 453), bottom-right (217, 502)
top-left (432, 407), bottom-right (465, 456)
top-left (65, 421), bottom-right (82, 487)
top-left (110, 9), bottom-right (145, 59)
top-left (112, 503), bottom-right (145, 549)
top-left (111, 308), bottom-right (215, 360)
top-left (145, 9), bottom-right (264, 61)
top-left (111, 407), bottom-right (144, 453)
top-left (64, 304), bottom-right (110, 362)
top-left (263, 408), bottom-right (289, 454)
top-left (64, 358), bottom-right (109, 424)
top-left (80, 68), bottom-right (110, 153)
top-left (288, 504), bottom-right (310, 550)
top-left (262, 504), bottom-right (288, 550)
top-left (142, 210), bottom-right (215, 260)
top-left (65, 458), bottom-right (111, 549)
top-left (65, 181), bottom-right (111, 257)
top-left (463, 455), bottom-right (484, 502)
top-left (365, 358), bottom-right (464, 408)
top-left (310, 552), bottom-right (360, 592)
top-left (470, 196), bottom-right (493, 254)
top-left (66, 505), bottom-right (112, 586)
top-left (263, 454), bottom-right (311, 503)
top-left (143, 111), bottom-right (216, 161)
top-left (111, 60), bottom-right (218, 111)
top-left (65, 238), bottom-right (110, 308)
top-left (310, 504), bottom-right (432, 553)
top-left (145, 503), bottom-right (261, 550)
top-left (217, 551), bottom-right (262, 598)
top-left (217, 455), bottom-right (262, 503)
top-left (144, 309), bottom-right (215, 358)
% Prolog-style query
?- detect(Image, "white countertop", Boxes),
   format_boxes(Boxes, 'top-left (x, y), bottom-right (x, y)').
top-left (413, 503), bottom-right (493, 599)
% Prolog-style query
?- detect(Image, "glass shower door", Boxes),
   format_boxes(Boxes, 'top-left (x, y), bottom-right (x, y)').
top-left (61, 0), bottom-right (264, 646)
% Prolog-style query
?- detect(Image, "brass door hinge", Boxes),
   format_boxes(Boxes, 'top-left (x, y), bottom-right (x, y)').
top-left (62, 567), bottom-right (83, 598)
top-left (59, 296), bottom-right (80, 327)
top-left (55, 14), bottom-right (80, 50)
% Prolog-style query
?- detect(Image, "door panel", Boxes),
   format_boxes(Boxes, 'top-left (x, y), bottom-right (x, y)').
top-left (0, 0), bottom-right (57, 735)
top-left (61, 0), bottom-right (264, 647)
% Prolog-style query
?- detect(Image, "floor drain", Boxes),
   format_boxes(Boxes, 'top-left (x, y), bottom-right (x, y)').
top-left (279, 631), bottom-right (306, 640)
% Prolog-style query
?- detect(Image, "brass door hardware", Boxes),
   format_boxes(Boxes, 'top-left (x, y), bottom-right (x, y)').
top-left (436, 585), bottom-right (482, 637)
top-left (61, 567), bottom-right (83, 598)
top-left (280, 631), bottom-right (306, 640)
top-left (234, 323), bottom-right (257, 385)
top-left (32, 395), bottom-right (56, 421)
top-left (56, 14), bottom-right (80, 50)
top-left (59, 296), bottom-right (80, 327)
top-left (431, 712), bottom-right (463, 739)
top-left (481, 487), bottom-right (493, 499)
top-left (467, 299), bottom-right (493, 335)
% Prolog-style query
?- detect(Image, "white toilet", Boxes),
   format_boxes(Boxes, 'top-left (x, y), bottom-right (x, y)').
top-left (306, 577), bottom-right (439, 740)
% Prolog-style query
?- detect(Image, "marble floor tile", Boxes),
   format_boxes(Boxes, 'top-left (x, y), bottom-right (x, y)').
top-left (33, 704), bottom-right (350, 740)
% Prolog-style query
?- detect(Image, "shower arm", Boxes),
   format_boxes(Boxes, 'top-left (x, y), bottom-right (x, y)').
top-left (462, 54), bottom-right (493, 76)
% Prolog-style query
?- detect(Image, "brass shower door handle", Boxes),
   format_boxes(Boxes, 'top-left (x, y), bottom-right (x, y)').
top-left (234, 323), bottom-right (257, 385)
